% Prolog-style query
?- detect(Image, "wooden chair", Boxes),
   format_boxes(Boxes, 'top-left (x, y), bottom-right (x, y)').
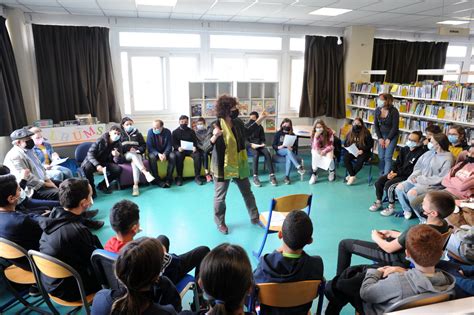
top-left (253, 194), bottom-right (312, 258)
top-left (0, 238), bottom-right (49, 314)
top-left (256, 280), bottom-right (325, 315)
top-left (441, 227), bottom-right (453, 250)
top-left (384, 291), bottom-right (452, 313)
top-left (28, 250), bottom-right (96, 315)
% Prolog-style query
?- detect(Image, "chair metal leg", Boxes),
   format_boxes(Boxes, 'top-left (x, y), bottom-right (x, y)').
top-left (368, 164), bottom-right (373, 186)
top-left (316, 281), bottom-right (326, 315)
top-left (253, 229), bottom-right (270, 259)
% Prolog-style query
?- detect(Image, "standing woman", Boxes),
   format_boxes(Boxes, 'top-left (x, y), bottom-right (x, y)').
top-left (374, 93), bottom-right (399, 175)
top-left (208, 95), bottom-right (267, 234)
top-left (120, 117), bottom-right (155, 196)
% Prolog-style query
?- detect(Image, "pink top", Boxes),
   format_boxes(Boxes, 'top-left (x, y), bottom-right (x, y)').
top-left (311, 129), bottom-right (335, 155)
top-left (442, 162), bottom-right (474, 199)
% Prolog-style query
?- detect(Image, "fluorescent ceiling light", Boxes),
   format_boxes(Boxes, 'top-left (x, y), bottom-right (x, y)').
top-left (136, 0), bottom-right (177, 6)
top-left (437, 20), bottom-right (469, 25)
top-left (309, 7), bottom-right (352, 16)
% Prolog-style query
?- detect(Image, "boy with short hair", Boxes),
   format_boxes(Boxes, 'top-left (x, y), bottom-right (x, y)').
top-left (195, 117), bottom-right (213, 182)
top-left (254, 210), bottom-right (324, 314)
top-left (360, 224), bottom-right (455, 315)
top-left (337, 191), bottom-right (454, 275)
top-left (105, 200), bottom-right (210, 284)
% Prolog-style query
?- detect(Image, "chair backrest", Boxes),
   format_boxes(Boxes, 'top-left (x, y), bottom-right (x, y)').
top-left (272, 194), bottom-right (312, 213)
top-left (384, 292), bottom-right (452, 312)
top-left (91, 249), bottom-right (120, 290)
top-left (0, 238), bottom-right (28, 260)
top-left (29, 250), bottom-right (74, 279)
top-left (257, 280), bottom-right (320, 308)
top-left (75, 142), bottom-right (93, 164)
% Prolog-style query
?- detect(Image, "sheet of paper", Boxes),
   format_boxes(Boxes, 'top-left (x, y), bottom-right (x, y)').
top-left (345, 143), bottom-right (360, 157)
top-left (180, 140), bottom-right (194, 151)
top-left (49, 157), bottom-right (68, 167)
top-left (103, 167), bottom-right (110, 188)
top-left (282, 135), bottom-right (297, 148)
top-left (261, 211), bottom-right (286, 226)
top-left (314, 155), bottom-right (333, 171)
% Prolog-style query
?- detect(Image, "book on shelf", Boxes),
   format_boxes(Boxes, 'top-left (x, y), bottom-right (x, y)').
top-left (191, 101), bottom-right (202, 117)
top-left (239, 100), bottom-right (250, 116)
top-left (205, 101), bottom-right (216, 117)
top-left (251, 100), bottom-right (264, 113)
top-left (265, 118), bottom-right (276, 132)
top-left (264, 100), bottom-right (276, 115)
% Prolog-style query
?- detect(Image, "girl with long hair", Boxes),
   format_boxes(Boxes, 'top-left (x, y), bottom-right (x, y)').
top-left (309, 119), bottom-right (336, 184)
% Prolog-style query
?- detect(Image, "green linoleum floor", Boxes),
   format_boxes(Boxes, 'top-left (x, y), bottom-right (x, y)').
top-left (0, 155), bottom-right (417, 314)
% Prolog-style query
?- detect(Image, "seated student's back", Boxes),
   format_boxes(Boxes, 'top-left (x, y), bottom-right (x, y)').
top-left (254, 211), bottom-right (323, 314)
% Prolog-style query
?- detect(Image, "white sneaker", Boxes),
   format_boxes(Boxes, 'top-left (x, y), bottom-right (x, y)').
top-left (345, 175), bottom-right (350, 181)
top-left (145, 172), bottom-right (155, 183)
top-left (297, 166), bottom-right (306, 175)
top-left (381, 207), bottom-right (395, 216)
top-left (309, 174), bottom-right (318, 185)
top-left (369, 202), bottom-right (382, 212)
top-left (403, 211), bottom-right (412, 220)
top-left (328, 171), bottom-right (335, 182)
top-left (132, 185), bottom-right (139, 196)
top-left (347, 176), bottom-right (356, 185)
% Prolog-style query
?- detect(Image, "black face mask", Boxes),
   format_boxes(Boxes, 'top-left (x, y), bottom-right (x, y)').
top-left (25, 139), bottom-right (35, 150)
top-left (352, 125), bottom-right (362, 133)
top-left (230, 110), bottom-right (239, 120)
top-left (283, 126), bottom-right (291, 133)
top-left (180, 124), bottom-right (188, 130)
top-left (466, 156), bottom-right (474, 163)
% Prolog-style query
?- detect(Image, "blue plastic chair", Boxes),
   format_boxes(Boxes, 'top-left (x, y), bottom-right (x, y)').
top-left (74, 142), bottom-right (93, 178)
top-left (176, 274), bottom-right (200, 310)
top-left (253, 194), bottom-right (312, 259)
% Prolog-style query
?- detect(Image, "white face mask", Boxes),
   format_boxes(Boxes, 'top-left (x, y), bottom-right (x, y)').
top-left (427, 142), bottom-right (435, 151)
top-left (377, 99), bottom-right (385, 107)
top-left (315, 128), bottom-right (323, 133)
top-left (406, 140), bottom-right (417, 148)
top-left (110, 133), bottom-right (120, 142)
top-left (196, 124), bottom-right (205, 131)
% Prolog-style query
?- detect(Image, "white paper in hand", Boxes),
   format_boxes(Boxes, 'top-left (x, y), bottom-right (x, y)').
top-left (103, 167), bottom-right (110, 188)
top-left (314, 155), bottom-right (332, 170)
top-left (50, 157), bottom-right (68, 167)
top-left (181, 140), bottom-right (194, 151)
top-left (282, 135), bottom-right (297, 148)
top-left (345, 143), bottom-right (359, 157)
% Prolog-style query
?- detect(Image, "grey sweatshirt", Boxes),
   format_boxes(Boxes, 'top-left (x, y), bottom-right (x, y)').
top-left (407, 150), bottom-right (453, 190)
top-left (360, 268), bottom-right (456, 315)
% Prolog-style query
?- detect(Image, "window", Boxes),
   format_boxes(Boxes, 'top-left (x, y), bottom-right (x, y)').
top-left (210, 35), bottom-right (282, 50)
top-left (468, 64), bottom-right (474, 83)
top-left (130, 56), bottom-right (165, 112)
top-left (443, 63), bottom-right (461, 81)
top-left (212, 57), bottom-right (245, 80)
top-left (169, 56), bottom-right (199, 113)
top-left (290, 58), bottom-right (304, 111)
top-left (247, 57), bottom-right (279, 81)
top-left (446, 45), bottom-right (467, 58)
top-left (121, 52), bottom-right (131, 114)
top-left (290, 37), bottom-right (305, 52)
top-left (120, 32), bottom-right (200, 48)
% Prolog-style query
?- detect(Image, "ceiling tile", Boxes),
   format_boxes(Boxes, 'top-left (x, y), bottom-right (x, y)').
top-left (172, 0), bottom-right (214, 15)
top-left (359, 0), bottom-right (425, 12)
top-left (201, 14), bottom-right (233, 21)
top-left (18, 0), bottom-right (58, 5)
top-left (103, 9), bottom-right (137, 17)
top-left (67, 8), bottom-right (104, 15)
top-left (97, 0), bottom-right (136, 10)
top-left (137, 11), bottom-right (171, 18)
top-left (137, 4), bottom-right (173, 13)
top-left (389, 0), bottom-right (444, 14)
top-left (326, 0), bottom-right (380, 10)
top-left (271, 5), bottom-right (321, 19)
top-left (205, 1), bottom-right (254, 16)
top-left (237, 2), bottom-right (286, 17)
top-left (294, 0), bottom-right (336, 6)
top-left (26, 5), bottom-right (69, 13)
top-left (58, 0), bottom-right (99, 9)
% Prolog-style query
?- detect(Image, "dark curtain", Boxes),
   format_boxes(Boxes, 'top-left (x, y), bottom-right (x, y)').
top-left (0, 17), bottom-right (27, 136)
top-left (299, 35), bottom-right (345, 119)
top-left (371, 39), bottom-right (449, 83)
top-left (32, 24), bottom-right (120, 123)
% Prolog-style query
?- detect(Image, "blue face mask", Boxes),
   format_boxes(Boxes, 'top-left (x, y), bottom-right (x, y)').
top-left (153, 129), bottom-right (161, 135)
top-left (427, 142), bottom-right (435, 151)
top-left (406, 140), bottom-right (417, 148)
top-left (125, 125), bottom-right (135, 133)
top-left (377, 99), bottom-right (385, 107)
top-left (448, 135), bottom-right (458, 144)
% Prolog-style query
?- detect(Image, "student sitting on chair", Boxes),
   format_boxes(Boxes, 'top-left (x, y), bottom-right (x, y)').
top-left (247, 111), bottom-right (277, 187)
top-left (92, 237), bottom-right (178, 315)
top-left (437, 260), bottom-right (474, 298)
top-left (447, 125), bottom-right (470, 161)
top-left (171, 115), bottom-right (204, 186)
top-left (369, 131), bottom-right (426, 216)
top-left (272, 118), bottom-right (305, 185)
top-left (309, 119), bottom-right (336, 184)
top-left (104, 200), bottom-right (210, 285)
top-left (253, 210), bottom-right (324, 315)
top-left (120, 117), bottom-right (155, 197)
top-left (395, 133), bottom-right (453, 220)
top-left (29, 127), bottom-right (73, 182)
top-left (81, 125), bottom-right (123, 198)
top-left (327, 225), bottom-right (456, 315)
top-left (422, 124), bottom-right (442, 150)
top-left (39, 178), bottom-right (103, 302)
top-left (147, 119), bottom-right (174, 188)
top-left (343, 118), bottom-right (374, 185)
top-left (180, 243), bottom-right (254, 315)
top-left (195, 117), bottom-right (213, 183)
top-left (336, 191), bottom-right (454, 276)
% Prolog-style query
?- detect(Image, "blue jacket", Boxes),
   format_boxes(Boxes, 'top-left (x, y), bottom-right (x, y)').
top-left (33, 142), bottom-right (54, 164)
top-left (147, 128), bottom-right (172, 156)
top-left (254, 251), bottom-right (324, 314)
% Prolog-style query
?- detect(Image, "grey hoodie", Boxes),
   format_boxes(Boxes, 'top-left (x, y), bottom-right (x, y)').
top-left (407, 150), bottom-right (453, 190)
top-left (360, 268), bottom-right (456, 315)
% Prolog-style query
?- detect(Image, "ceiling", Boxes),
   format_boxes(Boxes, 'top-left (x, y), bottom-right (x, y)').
top-left (1, 0), bottom-right (474, 33)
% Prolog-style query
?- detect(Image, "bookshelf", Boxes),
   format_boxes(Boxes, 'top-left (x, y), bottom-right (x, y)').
top-left (189, 81), bottom-right (233, 129)
top-left (346, 81), bottom-right (474, 149)
top-left (236, 81), bottom-right (278, 133)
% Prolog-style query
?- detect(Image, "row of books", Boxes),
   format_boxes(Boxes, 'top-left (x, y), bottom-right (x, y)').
top-left (393, 100), bottom-right (474, 122)
top-left (346, 108), bottom-right (374, 123)
top-left (190, 99), bottom-right (276, 118)
top-left (349, 81), bottom-right (474, 102)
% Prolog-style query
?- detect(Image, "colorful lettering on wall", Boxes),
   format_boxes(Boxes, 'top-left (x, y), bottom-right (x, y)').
top-left (42, 124), bottom-right (107, 145)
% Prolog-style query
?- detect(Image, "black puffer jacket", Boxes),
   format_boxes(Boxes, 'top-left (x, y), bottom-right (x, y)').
top-left (82, 133), bottom-right (122, 168)
top-left (120, 128), bottom-right (146, 153)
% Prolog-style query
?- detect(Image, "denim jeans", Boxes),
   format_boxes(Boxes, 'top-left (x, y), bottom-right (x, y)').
top-left (378, 133), bottom-right (397, 175)
top-left (277, 148), bottom-right (300, 177)
top-left (395, 180), bottom-right (417, 213)
top-left (46, 165), bottom-right (73, 181)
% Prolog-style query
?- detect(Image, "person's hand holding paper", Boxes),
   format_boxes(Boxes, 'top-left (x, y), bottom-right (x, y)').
top-left (180, 140), bottom-right (194, 151)
top-left (345, 143), bottom-right (360, 157)
top-left (282, 135), bottom-right (297, 148)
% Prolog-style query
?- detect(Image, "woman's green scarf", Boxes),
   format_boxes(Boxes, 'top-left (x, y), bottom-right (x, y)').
top-left (220, 118), bottom-right (249, 180)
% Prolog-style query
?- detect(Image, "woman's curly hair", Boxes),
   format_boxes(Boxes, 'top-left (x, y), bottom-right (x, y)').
top-left (215, 94), bottom-right (238, 119)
